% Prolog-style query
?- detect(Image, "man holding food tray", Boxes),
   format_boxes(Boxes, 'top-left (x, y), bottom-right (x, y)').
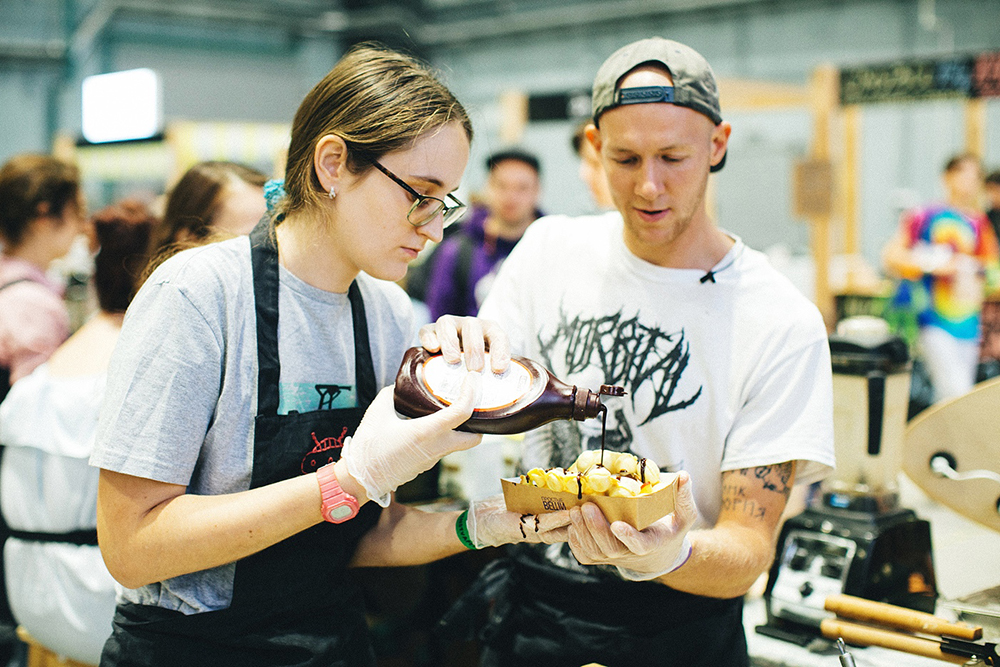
top-left (457, 37), bottom-right (836, 666)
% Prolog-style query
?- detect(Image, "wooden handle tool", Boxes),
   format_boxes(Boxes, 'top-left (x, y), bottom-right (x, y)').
top-left (820, 618), bottom-right (969, 664)
top-left (825, 594), bottom-right (983, 640)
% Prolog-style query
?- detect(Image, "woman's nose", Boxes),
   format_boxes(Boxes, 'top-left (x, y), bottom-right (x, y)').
top-left (418, 214), bottom-right (444, 244)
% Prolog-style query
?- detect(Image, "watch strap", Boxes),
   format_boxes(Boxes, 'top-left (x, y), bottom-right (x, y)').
top-left (317, 462), bottom-right (359, 523)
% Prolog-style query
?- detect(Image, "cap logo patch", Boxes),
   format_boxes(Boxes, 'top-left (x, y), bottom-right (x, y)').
top-left (616, 86), bottom-right (676, 105)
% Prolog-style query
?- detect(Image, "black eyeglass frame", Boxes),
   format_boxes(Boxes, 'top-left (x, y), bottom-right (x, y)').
top-left (369, 160), bottom-right (467, 228)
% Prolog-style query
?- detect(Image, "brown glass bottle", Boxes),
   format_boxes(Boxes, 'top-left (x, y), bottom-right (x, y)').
top-left (393, 347), bottom-right (625, 435)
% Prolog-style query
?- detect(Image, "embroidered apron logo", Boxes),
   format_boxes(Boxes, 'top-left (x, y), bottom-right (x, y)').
top-left (301, 427), bottom-right (349, 474)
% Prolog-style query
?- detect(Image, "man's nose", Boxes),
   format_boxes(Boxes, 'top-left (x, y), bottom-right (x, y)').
top-left (636, 163), bottom-right (663, 200)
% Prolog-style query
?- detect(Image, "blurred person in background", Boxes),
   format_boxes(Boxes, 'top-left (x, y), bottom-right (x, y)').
top-left (985, 169), bottom-right (1000, 241)
top-left (571, 120), bottom-right (615, 212)
top-left (0, 199), bottom-right (157, 665)
top-left (883, 153), bottom-right (1000, 403)
top-left (415, 149), bottom-right (543, 320)
top-left (144, 160), bottom-right (267, 277)
top-left (0, 153), bottom-right (86, 664)
top-left (0, 154), bottom-right (86, 401)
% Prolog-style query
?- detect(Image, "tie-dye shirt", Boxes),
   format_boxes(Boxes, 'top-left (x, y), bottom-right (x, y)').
top-left (901, 205), bottom-right (1000, 340)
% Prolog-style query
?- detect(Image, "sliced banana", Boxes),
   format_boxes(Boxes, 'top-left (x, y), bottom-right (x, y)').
top-left (517, 451), bottom-right (667, 497)
top-left (614, 475), bottom-right (642, 496)
top-left (613, 453), bottom-right (638, 476)
top-left (544, 468), bottom-right (566, 491)
top-left (526, 468), bottom-right (546, 487)
top-left (575, 449), bottom-right (603, 471)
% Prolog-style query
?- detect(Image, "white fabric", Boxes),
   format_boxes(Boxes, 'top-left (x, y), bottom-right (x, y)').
top-left (918, 325), bottom-right (980, 402)
top-left (90, 236), bottom-right (413, 614)
top-left (478, 212), bottom-right (835, 536)
top-left (0, 364), bottom-right (114, 664)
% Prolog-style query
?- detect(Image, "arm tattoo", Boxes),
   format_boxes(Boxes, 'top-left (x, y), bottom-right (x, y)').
top-left (720, 462), bottom-right (794, 520)
top-left (754, 462), bottom-right (793, 501)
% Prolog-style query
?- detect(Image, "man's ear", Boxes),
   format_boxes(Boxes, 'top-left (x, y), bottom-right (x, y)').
top-left (584, 123), bottom-right (601, 155)
top-left (710, 121), bottom-right (732, 169)
top-left (314, 134), bottom-right (349, 195)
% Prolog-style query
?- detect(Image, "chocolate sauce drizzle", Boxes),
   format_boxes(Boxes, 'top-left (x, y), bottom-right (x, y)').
top-left (599, 404), bottom-right (607, 467)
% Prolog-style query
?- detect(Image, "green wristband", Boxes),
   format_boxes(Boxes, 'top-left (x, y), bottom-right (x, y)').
top-left (455, 510), bottom-right (478, 550)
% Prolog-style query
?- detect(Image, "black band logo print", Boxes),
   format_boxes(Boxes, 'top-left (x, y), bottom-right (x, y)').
top-left (537, 306), bottom-right (702, 426)
top-left (301, 427), bottom-right (349, 474)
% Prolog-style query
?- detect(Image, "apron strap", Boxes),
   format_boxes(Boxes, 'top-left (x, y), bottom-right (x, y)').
top-left (347, 281), bottom-right (377, 405)
top-left (250, 218), bottom-right (282, 416)
top-left (250, 216), bottom-right (379, 416)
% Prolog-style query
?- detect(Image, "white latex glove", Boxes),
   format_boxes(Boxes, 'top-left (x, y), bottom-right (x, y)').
top-left (417, 315), bottom-right (511, 375)
top-left (467, 494), bottom-right (571, 549)
top-left (567, 472), bottom-right (698, 581)
top-left (342, 373), bottom-right (482, 507)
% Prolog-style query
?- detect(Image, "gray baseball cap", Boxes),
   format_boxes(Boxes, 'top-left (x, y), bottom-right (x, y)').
top-left (592, 37), bottom-right (726, 171)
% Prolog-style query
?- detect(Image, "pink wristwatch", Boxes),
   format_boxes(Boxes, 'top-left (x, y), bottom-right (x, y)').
top-left (316, 462), bottom-right (359, 523)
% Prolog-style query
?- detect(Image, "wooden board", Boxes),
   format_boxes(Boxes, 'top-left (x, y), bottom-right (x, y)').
top-left (903, 377), bottom-right (1000, 533)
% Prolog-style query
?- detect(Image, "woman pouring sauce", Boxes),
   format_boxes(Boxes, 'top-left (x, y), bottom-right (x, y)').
top-left (91, 43), bottom-right (569, 667)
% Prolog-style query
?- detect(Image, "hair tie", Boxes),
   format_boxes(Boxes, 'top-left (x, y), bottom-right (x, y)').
top-left (263, 179), bottom-right (287, 215)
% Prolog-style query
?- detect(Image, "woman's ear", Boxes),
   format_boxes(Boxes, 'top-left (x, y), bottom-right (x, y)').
top-left (314, 134), bottom-right (349, 195)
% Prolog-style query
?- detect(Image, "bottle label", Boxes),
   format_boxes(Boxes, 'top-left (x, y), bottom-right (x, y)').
top-left (422, 354), bottom-right (533, 411)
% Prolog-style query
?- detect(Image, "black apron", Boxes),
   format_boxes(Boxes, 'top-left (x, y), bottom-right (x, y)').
top-left (101, 219), bottom-right (382, 667)
top-left (462, 545), bottom-right (748, 667)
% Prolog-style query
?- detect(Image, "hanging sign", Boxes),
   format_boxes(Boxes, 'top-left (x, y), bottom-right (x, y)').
top-left (840, 57), bottom-right (973, 105)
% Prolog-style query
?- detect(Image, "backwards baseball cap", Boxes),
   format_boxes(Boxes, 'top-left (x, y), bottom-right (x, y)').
top-left (592, 37), bottom-right (726, 172)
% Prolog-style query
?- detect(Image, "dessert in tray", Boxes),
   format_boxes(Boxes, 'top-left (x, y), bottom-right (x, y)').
top-left (502, 449), bottom-right (679, 530)
top-left (519, 449), bottom-right (671, 498)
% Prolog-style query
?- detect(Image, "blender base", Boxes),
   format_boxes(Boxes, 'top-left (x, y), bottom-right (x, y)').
top-left (762, 502), bottom-right (937, 637)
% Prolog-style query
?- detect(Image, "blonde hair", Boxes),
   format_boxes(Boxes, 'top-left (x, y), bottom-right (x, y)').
top-left (280, 42), bottom-right (472, 220)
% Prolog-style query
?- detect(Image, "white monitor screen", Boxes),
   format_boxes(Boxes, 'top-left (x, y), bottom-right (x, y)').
top-left (81, 68), bottom-right (162, 144)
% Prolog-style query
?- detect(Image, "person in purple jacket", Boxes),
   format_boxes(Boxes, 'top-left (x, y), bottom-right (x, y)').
top-left (423, 148), bottom-right (543, 319)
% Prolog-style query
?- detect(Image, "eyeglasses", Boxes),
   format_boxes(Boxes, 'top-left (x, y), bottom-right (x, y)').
top-left (370, 160), bottom-right (467, 228)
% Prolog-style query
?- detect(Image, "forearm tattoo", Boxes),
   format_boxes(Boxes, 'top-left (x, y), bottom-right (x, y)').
top-left (753, 462), bottom-right (793, 500)
top-left (720, 462), bottom-right (794, 521)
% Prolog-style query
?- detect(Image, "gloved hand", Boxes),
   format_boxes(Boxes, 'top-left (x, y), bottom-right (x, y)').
top-left (467, 494), bottom-right (570, 549)
top-left (342, 373), bottom-right (482, 507)
top-left (567, 471), bottom-right (698, 581)
top-left (417, 315), bottom-right (511, 375)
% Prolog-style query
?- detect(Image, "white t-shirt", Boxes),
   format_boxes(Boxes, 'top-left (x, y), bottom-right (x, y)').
top-left (90, 236), bottom-right (414, 614)
top-left (478, 212), bottom-right (835, 531)
top-left (1, 364), bottom-right (114, 664)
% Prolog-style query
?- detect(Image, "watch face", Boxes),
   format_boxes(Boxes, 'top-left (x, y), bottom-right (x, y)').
top-left (327, 504), bottom-right (355, 522)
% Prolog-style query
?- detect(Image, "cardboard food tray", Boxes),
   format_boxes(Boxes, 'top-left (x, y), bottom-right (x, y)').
top-left (501, 473), bottom-right (678, 531)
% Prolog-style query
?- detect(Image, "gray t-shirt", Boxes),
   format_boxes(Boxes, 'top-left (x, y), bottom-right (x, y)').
top-left (90, 236), bottom-right (413, 614)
